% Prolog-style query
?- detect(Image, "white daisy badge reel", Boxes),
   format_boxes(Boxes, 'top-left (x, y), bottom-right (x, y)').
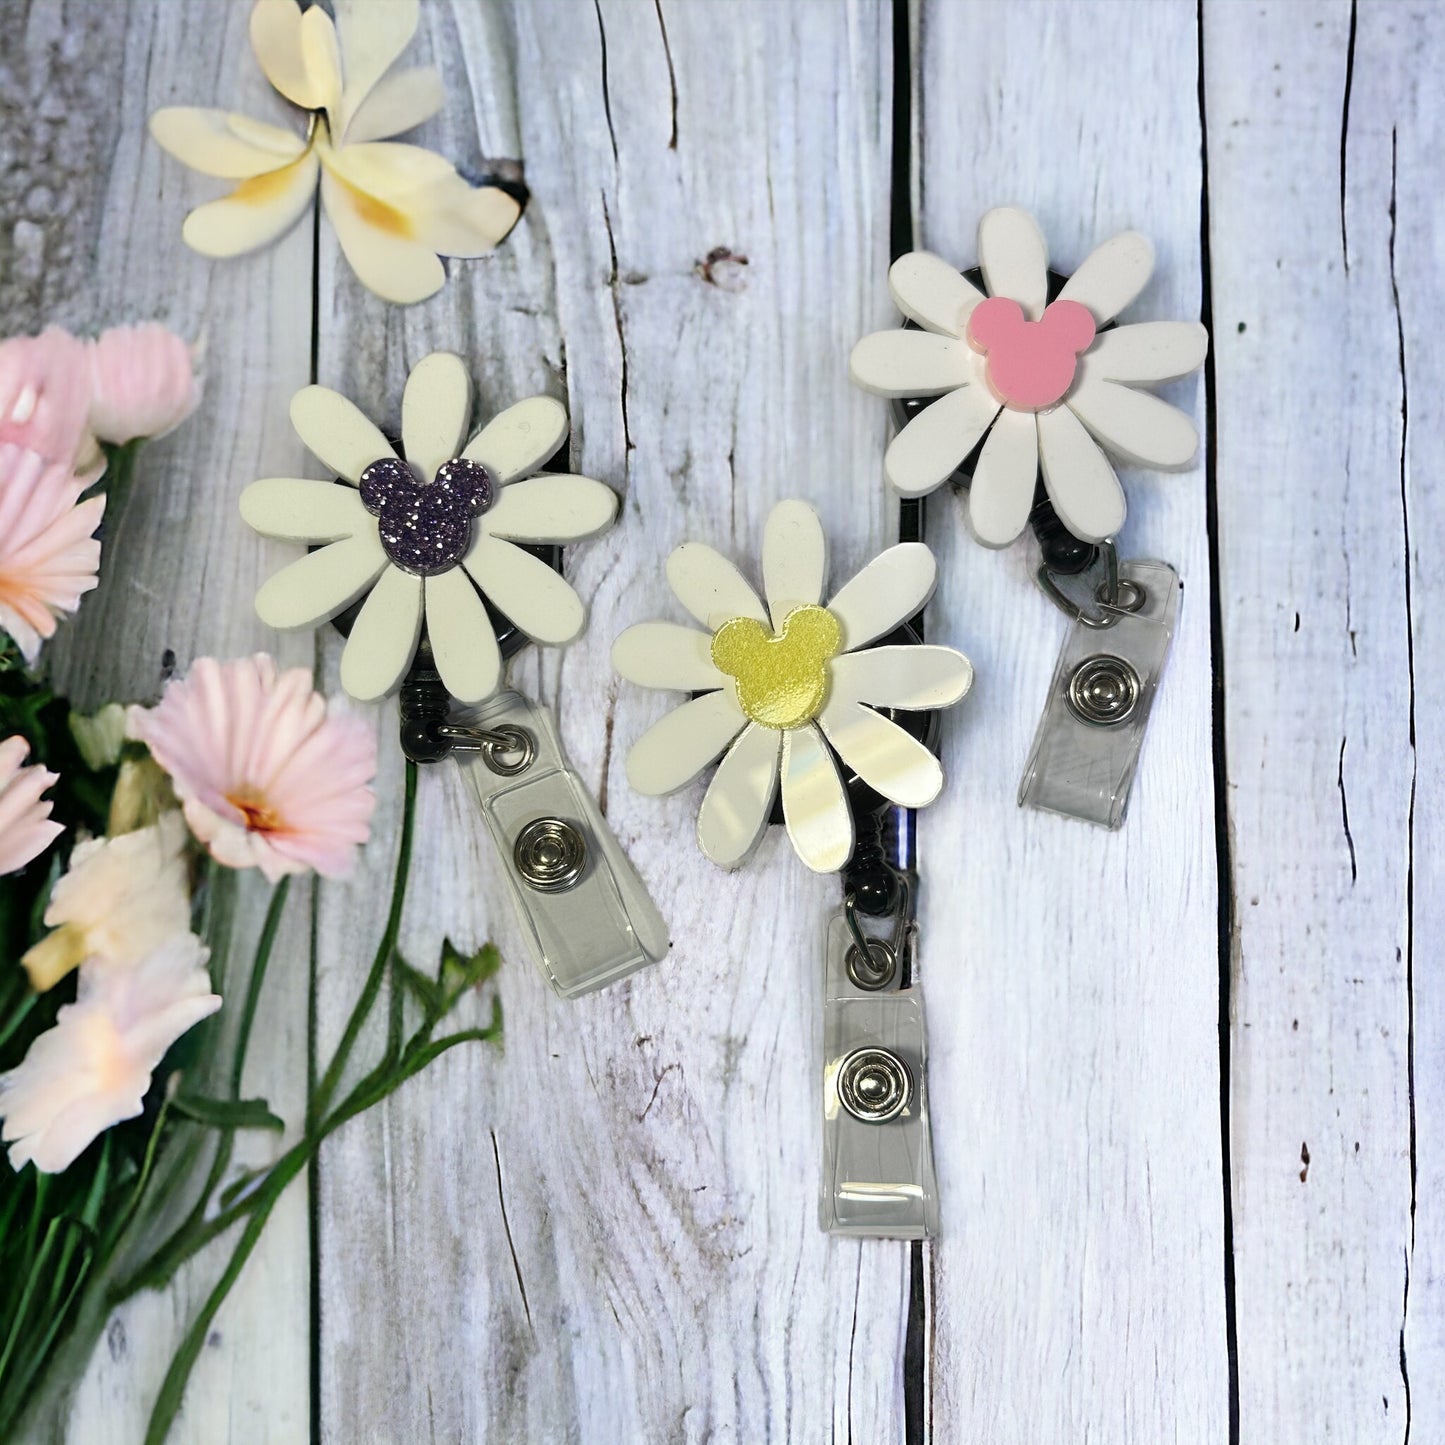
top-left (613, 499), bottom-right (969, 1239)
top-left (849, 207), bottom-right (1210, 829)
top-left (239, 352), bottom-right (667, 998)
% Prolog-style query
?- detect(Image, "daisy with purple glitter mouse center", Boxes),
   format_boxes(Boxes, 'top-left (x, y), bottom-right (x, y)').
top-left (239, 351), bottom-right (618, 705)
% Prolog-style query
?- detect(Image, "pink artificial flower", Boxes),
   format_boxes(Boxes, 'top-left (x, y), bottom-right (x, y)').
top-left (0, 443), bottom-right (105, 662)
top-left (0, 734), bottom-right (63, 874)
top-left (128, 654), bottom-right (378, 882)
top-left (0, 327), bottom-right (95, 473)
top-left (0, 933), bottom-right (220, 1173)
top-left (87, 323), bottom-right (202, 445)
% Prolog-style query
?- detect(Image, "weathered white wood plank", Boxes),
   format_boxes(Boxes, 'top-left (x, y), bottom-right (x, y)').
top-left (1206, 3), bottom-right (1430, 1439)
top-left (2, 2), bottom-right (314, 1439)
top-left (311, 1), bottom-right (913, 1440)
top-left (1394, 11), bottom-right (1445, 1437)
top-left (913, 1), bottom-right (1228, 1437)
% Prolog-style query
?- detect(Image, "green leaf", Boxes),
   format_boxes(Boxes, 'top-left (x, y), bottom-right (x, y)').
top-left (395, 957), bottom-right (441, 1013)
top-left (438, 938), bottom-right (502, 997)
top-left (170, 1095), bottom-right (284, 1133)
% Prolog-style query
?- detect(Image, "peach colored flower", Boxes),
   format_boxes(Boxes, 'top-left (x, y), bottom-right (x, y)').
top-left (0, 735), bottom-right (63, 874)
top-left (0, 933), bottom-right (220, 1173)
top-left (21, 814), bottom-right (192, 993)
top-left (87, 323), bottom-right (202, 445)
top-left (127, 654), bottom-right (377, 882)
top-left (0, 443), bottom-right (105, 662)
top-left (0, 327), bottom-right (95, 474)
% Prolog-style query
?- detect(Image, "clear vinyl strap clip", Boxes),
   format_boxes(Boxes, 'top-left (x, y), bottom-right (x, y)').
top-left (449, 690), bottom-right (670, 998)
top-left (821, 880), bottom-right (938, 1240)
top-left (1019, 541), bottom-right (1180, 830)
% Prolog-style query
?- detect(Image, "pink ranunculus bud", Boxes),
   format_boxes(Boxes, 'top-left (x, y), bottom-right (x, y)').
top-left (87, 323), bottom-right (202, 445)
top-left (0, 326), bottom-right (94, 470)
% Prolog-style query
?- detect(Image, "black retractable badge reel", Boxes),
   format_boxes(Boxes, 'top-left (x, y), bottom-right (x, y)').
top-left (239, 352), bottom-right (668, 997)
top-left (852, 206), bottom-right (1209, 829)
top-left (609, 498), bottom-right (974, 1239)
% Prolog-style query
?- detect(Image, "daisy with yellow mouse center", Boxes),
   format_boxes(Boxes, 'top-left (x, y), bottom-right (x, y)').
top-left (613, 500), bottom-right (974, 874)
top-left (239, 351), bottom-right (618, 704)
top-left (849, 206), bottom-right (1209, 547)
top-left (149, 0), bottom-right (521, 304)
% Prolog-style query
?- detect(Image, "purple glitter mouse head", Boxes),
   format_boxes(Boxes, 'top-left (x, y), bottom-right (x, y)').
top-left (359, 455), bottom-right (495, 576)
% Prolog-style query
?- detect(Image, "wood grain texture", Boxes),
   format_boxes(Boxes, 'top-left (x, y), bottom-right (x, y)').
top-left (1, 0), bottom-right (1438, 1439)
top-left (310, 3), bottom-right (912, 1442)
top-left (1206, 3), bottom-right (1433, 1440)
top-left (912, 1), bottom-right (1228, 1438)
top-left (9, 2), bottom-right (315, 1439)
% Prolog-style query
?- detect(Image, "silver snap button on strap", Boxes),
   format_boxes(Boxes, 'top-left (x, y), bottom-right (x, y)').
top-left (1065, 654), bottom-right (1140, 727)
top-left (837, 1047), bottom-right (913, 1123)
top-left (513, 817), bottom-right (588, 892)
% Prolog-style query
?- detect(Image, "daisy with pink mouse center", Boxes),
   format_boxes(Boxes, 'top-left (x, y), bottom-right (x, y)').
top-left (849, 205), bottom-right (1208, 547)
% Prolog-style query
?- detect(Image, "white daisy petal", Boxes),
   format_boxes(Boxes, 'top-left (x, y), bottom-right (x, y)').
top-left (848, 330), bottom-right (977, 399)
top-left (828, 645), bottom-right (973, 710)
top-left (290, 384), bottom-right (396, 484)
top-left (1083, 321), bottom-right (1209, 385)
top-left (339, 565), bottom-right (423, 700)
top-left (462, 396), bottom-right (568, 483)
top-left (665, 542), bottom-right (768, 632)
top-left (762, 499), bottom-right (826, 629)
top-left (887, 251), bottom-right (988, 338)
top-left (817, 700), bottom-right (944, 809)
top-left (978, 206), bottom-right (1049, 320)
top-left (697, 723), bottom-right (780, 869)
top-left (319, 165), bottom-right (446, 306)
top-left (425, 568), bottom-right (500, 704)
top-left (1067, 377), bottom-right (1199, 469)
top-left (464, 536), bottom-right (584, 644)
top-left (826, 543), bottom-right (937, 652)
top-left (626, 690), bottom-right (747, 796)
top-left (1037, 405), bottom-right (1126, 543)
top-left (344, 65), bottom-right (444, 145)
top-left (781, 724), bottom-right (852, 874)
top-left (481, 476), bottom-right (618, 543)
top-left (402, 352), bottom-right (472, 482)
top-left (180, 151), bottom-right (320, 259)
top-left (612, 622), bottom-right (725, 691)
top-left (149, 108), bottom-right (307, 179)
top-left (254, 531), bottom-right (387, 630)
top-left (1057, 230), bottom-right (1154, 324)
top-left (239, 477), bottom-right (371, 542)
top-left (884, 385), bottom-right (1001, 498)
top-left (967, 405), bottom-right (1039, 548)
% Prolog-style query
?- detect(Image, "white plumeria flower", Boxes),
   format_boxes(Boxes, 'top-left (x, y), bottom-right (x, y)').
top-left (240, 351), bottom-right (618, 704)
top-left (613, 500), bottom-right (973, 874)
top-left (149, 0), bottom-right (521, 304)
top-left (849, 206), bottom-right (1209, 547)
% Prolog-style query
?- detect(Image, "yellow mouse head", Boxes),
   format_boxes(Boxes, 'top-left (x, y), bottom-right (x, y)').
top-left (710, 604), bottom-right (842, 729)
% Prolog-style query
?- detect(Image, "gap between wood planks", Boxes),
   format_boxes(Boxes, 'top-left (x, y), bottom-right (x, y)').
top-left (1195, 2), bottom-right (1242, 1439)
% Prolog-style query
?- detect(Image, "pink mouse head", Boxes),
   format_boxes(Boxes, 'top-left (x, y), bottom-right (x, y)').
top-left (966, 295), bottom-right (1096, 411)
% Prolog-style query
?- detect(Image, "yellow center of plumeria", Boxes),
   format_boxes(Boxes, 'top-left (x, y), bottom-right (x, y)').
top-left (233, 116), bottom-right (415, 239)
top-left (711, 604), bottom-right (842, 730)
top-left (227, 789), bottom-right (283, 834)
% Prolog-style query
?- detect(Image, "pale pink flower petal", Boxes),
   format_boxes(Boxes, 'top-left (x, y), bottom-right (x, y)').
top-left (87, 323), bottom-right (203, 445)
top-left (0, 934), bottom-right (220, 1173)
top-left (0, 327), bottom-right (94, 470)
top-left (128, 654), bottom-right (378, 881)
top-left (0, 734), bottom-right (63, 874)
top-left (21, 814), bottom-right (192, 992)
top-left (0, 443), bottom-right (105, 662)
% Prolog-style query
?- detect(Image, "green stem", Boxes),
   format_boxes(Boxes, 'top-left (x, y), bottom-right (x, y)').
top-left (111, 875), bottom-right (288, 1296)
top-left (311, 762), bottom-right (417, 1124)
